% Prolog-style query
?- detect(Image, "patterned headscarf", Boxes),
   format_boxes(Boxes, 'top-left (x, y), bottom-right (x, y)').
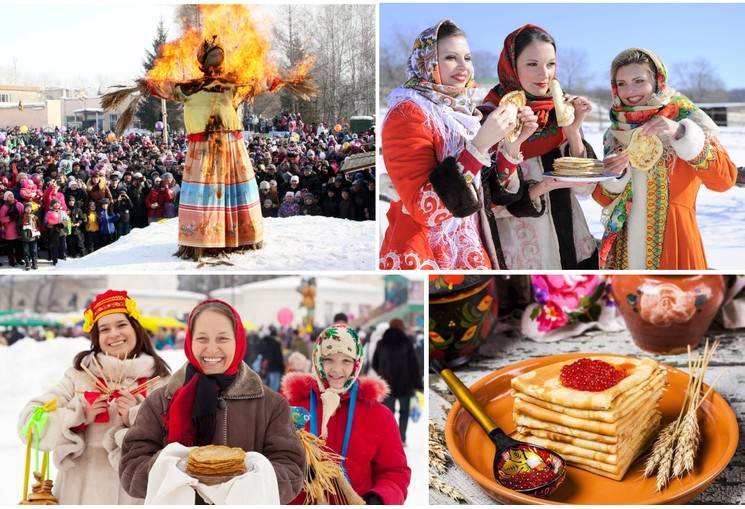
top-left (311, 324), bottom-right (364, 438)
top-left (401, 19), bottom-right (477, 115)
top-left (608, 48), bottom-right (717, 141)
top-left (481, 24), bottom-right (566, 159)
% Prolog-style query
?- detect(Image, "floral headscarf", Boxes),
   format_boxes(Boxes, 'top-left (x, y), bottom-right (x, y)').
top-left (481, 24), bottom-right (566, 159)
top-left (608, 48), bottom-right (717, 141)
top-left (402, 19), bottom-right (477, 115)
top-left (311, 324), bottom-right (364, 438)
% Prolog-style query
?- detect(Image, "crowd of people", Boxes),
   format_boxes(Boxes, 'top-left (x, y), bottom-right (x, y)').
top-left (16, 292), bottom-right (420, 504)
top-left (380, 20), bottom-right (738, 271)
top-left (0, 116), bottom-right (375, 268)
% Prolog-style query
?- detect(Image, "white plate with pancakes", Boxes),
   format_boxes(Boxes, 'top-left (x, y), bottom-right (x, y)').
top-left (543, 171), bottom-right (617, 183)
top-left (444, 353), bottom-right (738, 505)
top-left (544, 157), bottom-right (615, 182)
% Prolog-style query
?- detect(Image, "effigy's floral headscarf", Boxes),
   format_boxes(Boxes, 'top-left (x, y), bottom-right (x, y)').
top-left (402, 19), bottom-right (477, 115)
top-left (311, 325), bottom-right (364, 438)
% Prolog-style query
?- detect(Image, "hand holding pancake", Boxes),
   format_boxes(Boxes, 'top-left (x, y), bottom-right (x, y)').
top-left (564, 96), bottom-right (592, 132)
top-left (472, 106), bottom-right (516, 155)
top-left (641, 116), bottom-right (683, 140)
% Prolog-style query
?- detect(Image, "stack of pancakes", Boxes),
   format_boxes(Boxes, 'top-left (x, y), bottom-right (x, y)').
top-left (186, 445), bottom-right (247, 481)
top-left (552, 157), bottom-right (605, 177)
top-left (511, 356), bottom-right (667, 481)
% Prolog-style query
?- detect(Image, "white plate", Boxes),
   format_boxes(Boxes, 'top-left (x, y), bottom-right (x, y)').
top-left (543, 171), bottom-right (617, 183)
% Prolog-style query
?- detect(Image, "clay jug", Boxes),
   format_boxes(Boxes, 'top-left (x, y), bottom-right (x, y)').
top-left (610, 275), bottom-right (725, 354)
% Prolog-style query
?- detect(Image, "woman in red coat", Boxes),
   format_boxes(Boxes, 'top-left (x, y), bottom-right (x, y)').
top-left (281, 325), bottom-right (411, 504)
top-left (379, 19), bottom-right (536, 270)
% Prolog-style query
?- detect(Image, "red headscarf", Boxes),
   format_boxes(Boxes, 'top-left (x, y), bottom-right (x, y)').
top-left (164, 300), bottom-right (247, 446)
top-left (481, 24), bottom-right (567, 160)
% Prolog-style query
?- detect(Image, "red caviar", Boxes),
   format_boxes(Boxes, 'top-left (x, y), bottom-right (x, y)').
top-left (559, 358), bottom-right (628, 392)
top-left (501, 468), bottom-right (558, 491)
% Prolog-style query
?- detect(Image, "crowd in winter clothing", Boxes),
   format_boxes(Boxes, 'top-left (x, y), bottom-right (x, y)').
top-left (0, 118), bottom-right (375, 268)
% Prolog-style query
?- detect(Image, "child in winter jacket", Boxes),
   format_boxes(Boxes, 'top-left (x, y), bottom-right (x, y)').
top-left (281, 325), bottom-right (411, 504)
top-left (300, 193), bottom-right (322, 216)
top-left (18, 290), bottom-right (171, 504)
top-left (66, 195), bottom-right (86, 258)
top-left (262, 198), bottom-right (278, 218)
top-left (84, 200), bottom-right (100, 253)
top-left (44, 199), bottom-right (68, 265)
top-left (114, 191), bottom-right (133, 238)
top-left (17, 202), bottom-right (41, 269)
top-left (97, 198), bottom-right (117, 247)
top-left (278, 191), bottom-right (300, 218)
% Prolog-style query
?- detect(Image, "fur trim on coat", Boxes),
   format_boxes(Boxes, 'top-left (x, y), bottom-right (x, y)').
top-left (429, 156), bottom-right (482, 218)
top-left (281, 372), bottom-right (390, 403)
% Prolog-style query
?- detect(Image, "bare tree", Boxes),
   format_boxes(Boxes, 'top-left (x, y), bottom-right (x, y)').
top-left (672, 58), bottom-right (728, 103)
top-left (557, 47), bottom-right (592, 93)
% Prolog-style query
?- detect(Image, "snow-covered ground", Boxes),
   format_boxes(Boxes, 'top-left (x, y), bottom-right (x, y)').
top-left (1, 338), bottom-right (427, 505)
top-left (379, 125), bottom-right (745, 270)
top-left (1, 215), bottom-right (376, 272)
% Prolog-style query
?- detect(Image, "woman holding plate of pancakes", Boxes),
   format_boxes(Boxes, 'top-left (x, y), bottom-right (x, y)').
top-left (479, 24), bottom-right (599, 270)
top-left (595, 48), bottom-right (737, 270)
top-left (379, 19), bottom-right (536, 270)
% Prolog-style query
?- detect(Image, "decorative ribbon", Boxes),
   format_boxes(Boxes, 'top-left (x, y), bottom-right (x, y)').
top-left (20, 399), bottom-right (57, 499)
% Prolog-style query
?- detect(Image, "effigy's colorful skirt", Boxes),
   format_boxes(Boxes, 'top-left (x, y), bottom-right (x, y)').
top-left (178, 131), bottom-right (263, 248)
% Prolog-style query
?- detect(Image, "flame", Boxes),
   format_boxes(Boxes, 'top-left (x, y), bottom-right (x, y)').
top-left (147, 5), bottom-right (280, 85)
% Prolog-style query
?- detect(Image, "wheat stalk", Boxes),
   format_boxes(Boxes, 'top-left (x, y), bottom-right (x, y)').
top-left (644, 339), bottom-right (723, 491)
top-left (430, 475), bottom-right (467, 503)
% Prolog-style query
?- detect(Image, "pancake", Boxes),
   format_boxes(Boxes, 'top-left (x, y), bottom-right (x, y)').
top-left (513, 390), bottom-right (661, 437)
top-left (511, 368), bottom-right (667, 423)
top-left (510, 355), bottom-right (658, 410)
top-left (622, 128), bottom-right (663, 171)
top-left (186, 445), bottom-right (246, 477)
top-left (499, 90), bottom-right (526, 142)
top-left (549, 79), bottom-right (575, 127)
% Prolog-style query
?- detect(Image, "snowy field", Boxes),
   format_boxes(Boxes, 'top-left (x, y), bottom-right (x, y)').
top-left (1, 338), bottom-right (428, 505)
top-left (1, 215), bottom-right (377, 273)
top-left (379, 124), bottom-right (745, 271)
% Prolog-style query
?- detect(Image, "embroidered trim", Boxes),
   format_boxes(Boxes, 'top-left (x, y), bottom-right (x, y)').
top-left (688, 140), bottom-right (715, 171)
top-left (645, 159), bottom-right (668, 270)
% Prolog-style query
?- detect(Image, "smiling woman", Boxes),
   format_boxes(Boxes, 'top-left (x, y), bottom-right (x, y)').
top-left (18, 290), bottom-right (171, 504)
top-left (118, 298), bottom-right (305, 504)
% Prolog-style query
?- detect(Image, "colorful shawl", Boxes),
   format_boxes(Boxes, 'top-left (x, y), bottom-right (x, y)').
top-left (401, 19), bottom-right (477, 116)
top-left (481, 24), bottom-right (566, 160)
top-left (600, 48), bottom-right (718, 269)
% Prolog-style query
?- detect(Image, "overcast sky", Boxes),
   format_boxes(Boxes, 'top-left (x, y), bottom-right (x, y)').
top-left (381, 3), bottom-right (745, 90)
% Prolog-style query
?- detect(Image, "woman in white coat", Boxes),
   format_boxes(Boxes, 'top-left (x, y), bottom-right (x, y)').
top-left (18, 290), bottom-right (171, 504)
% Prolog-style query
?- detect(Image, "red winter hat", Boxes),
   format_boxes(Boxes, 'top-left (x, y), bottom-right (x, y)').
top-left (83, 290), bottom-right (141, 333)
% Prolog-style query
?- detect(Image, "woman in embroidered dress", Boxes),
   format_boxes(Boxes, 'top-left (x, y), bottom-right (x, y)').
top-left (379, 19), bottom-right (535, 270)
top-left (143, 39), bottom-right (264, 260)
top-left (18, 290), bottom-right (171, 504)
top-left (281, 325), bottom-right (411, 504)
top-left (480, 24), bottom-right (598, 270)
top-left (595, 48), bottom-right (736, 269)
top-left (119, 300), bottom-right (304, 504)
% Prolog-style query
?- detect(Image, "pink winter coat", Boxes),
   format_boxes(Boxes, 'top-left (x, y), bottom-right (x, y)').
top-left (0, 200), bottom-right (24, 240)
top-left (281, 373), bottom-right (411, 505)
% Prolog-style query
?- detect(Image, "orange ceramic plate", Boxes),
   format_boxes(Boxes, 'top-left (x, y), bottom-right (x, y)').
top-left (444, 353), bottom-right (739, 505)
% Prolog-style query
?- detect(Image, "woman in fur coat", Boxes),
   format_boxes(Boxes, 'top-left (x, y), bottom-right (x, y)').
top-left (18, 290), bottom-right (171, 504)
top-left (379, 19), bottom-right (534, 270)
top-left (281, 325), bottom-right (411, 504)
top-left (595, 48), bottom-right (736, 269)
top-left (480, 24), bottom-right (598, 270)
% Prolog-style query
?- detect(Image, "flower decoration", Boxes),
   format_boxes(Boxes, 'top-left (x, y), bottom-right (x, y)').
top-left (528, 275), bottom-right (610, 333)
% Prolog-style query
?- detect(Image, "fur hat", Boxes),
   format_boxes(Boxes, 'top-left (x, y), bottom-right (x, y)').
top-left (287, 351), bottom-right (311, 373)
top-left (290, 175), bottom-right (300, 183)
top-left (259, 181), bottom-right (270, 190)
top-left (3, 191), bottom-right (14, 201)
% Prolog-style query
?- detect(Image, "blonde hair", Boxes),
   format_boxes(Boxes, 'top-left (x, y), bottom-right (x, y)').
top-left (610, 49), bottom-right (657, 87)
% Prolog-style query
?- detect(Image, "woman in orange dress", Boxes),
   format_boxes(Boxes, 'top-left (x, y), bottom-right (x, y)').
top-left (596, 48), bottom-right (737, 269)
top-left (379, 19), bottom-right (537, 270)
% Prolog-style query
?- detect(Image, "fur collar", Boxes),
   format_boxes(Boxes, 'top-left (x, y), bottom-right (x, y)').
top-left (281, 372), bottom-right (390, 403)
top-left (165, 361), bottom-right (264, 400)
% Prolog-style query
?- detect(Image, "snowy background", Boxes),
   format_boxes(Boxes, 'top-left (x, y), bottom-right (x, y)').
top-left (1, 337), bottom-right (428, 505)
top-left (379, 120), bottom-right (745, 271)
top-left (0, 215), bottom-right (377, 272)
